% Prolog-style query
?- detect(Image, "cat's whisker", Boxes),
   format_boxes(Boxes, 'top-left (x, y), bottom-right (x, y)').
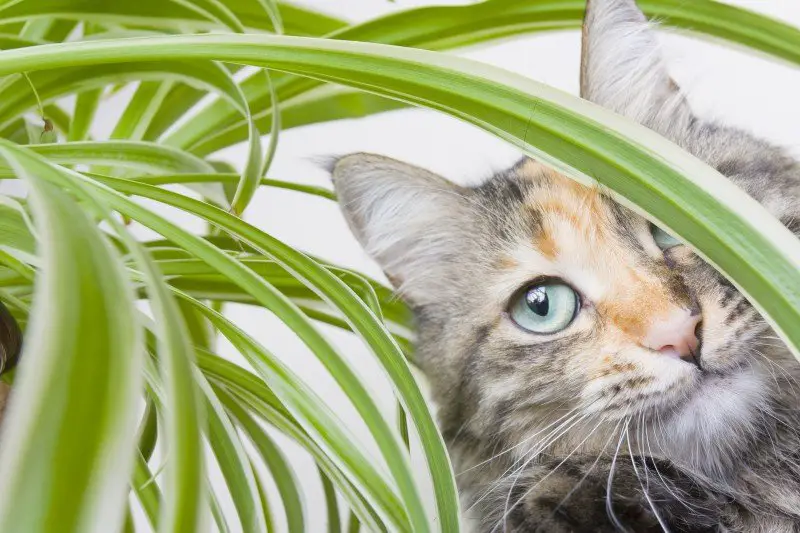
top-left (457, 404), bottom-right (577, 477)
top-left (538, 418), bottom-right (625, 531)
top-left (606, 416), bottom-right (631, 532)
top-left (498, 413), bottom-right (590, 532)
top-left (492, 416), bottom-right (606, 533)
top-left (645, 415), bottom-right (698, 514)
top-left (747, 345), bottom-right (800, 391)
top-left (465, 410), bottom-right (583, 513)
top-left (467, 409), bottom-right (589, 514)
top-left (636, 412), bottom-right (652, 495)
top-left (626, 421), bottom-right (670, 532)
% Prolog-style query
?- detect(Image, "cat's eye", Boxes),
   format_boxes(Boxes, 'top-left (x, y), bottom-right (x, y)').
top-left (508, 282), bottom-right (579, 334)
top-left (650, 224), bottom-right (682, 250)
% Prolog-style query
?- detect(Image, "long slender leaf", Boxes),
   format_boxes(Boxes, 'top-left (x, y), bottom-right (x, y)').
top-left (163, 0), bottom-right (800, 155)
top-left (199, 372), bottom-right (268, 533)
top-left (321, 468), bottom-right (342, 533)
top-left (68, 88), bottom-right (102, 141)
top-left (137, 395), bottom-right (159, 462)
top-left (5, 142), bottom-right (207, 533)
top-left (188, 84), bottom-right (406, 157)
top-left (224, 389), bottom-right (306, 533)
top-left (0, 0), bottom-right (345, 35)
top-left (82, 178), bottom-right (425, 528)
top-left (0, 141), bottom-right (142, 533)
top-left (111, 81), bottom-right (175, 141)
top-left (123, 172), bottom-right (336, 201)
top-left (132, 451), bottom-right (163, 531)
top-left (92, 174), bottom-right (454, 531)
top-left (14, 140), bottom-right (213, 174)
top-left (204, 356), bottom-right (386, 533)
top-left (0, 61), bottom-right (255, 130)
top-left (177, 295), bottom-right (408, 530)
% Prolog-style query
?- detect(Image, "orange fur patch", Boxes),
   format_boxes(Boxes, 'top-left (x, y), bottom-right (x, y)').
top-left (496, 255), bottom-right (520, 270)
top-left (598, 276), bottom-right (672, 345)
top-left (535, 231), bottom-right (559, 260)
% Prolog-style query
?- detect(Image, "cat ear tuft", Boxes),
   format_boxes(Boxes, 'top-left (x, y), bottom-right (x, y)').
top-left (332, 153), bottom-right (473, 305)
top-left (581, 0), bottom-right (693, 136)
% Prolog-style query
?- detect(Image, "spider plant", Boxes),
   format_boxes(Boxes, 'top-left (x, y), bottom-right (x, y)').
top-left (0, 1), bottom-right (797, 532)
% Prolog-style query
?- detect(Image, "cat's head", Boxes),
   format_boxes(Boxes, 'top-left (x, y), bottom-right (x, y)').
top-left (332, 0), bottom-right (796, 476)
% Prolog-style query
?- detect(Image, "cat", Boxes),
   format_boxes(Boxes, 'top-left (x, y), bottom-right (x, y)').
top-left (331, 0), bottom-right (800, 531)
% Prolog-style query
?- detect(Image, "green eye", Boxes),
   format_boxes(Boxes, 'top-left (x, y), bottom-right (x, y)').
top-left (651, 224), bottom-right (682, 250)
top-left (509, 282), bottom-right (579, 334)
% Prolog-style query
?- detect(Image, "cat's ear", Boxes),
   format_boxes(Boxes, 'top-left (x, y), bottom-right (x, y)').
top-left (332, 153), bottom-right (473, 305)
top-left (581, 0), bottom-right (694, 136)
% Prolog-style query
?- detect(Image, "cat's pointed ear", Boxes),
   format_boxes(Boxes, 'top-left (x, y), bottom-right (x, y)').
top-left (581, 0), bottom-right (694, 135)
top-left (332, 153), bottom-right (473, 305)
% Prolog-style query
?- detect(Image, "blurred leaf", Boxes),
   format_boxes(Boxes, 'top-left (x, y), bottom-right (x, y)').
top-left (68, 88), bottom-right (102, 142)
top-left (162, 0), bottom-right (800, 155)
top-left (321, 468), bottom-right (342, 533)
top-left (0, 0), bottom-right (345, 34)
top-left (0, 141), bottom-right (142, 533)
top-left (96, 169), bottom-right (455, 530)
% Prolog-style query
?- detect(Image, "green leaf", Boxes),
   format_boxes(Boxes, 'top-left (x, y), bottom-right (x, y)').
top-left (17, 140), bottom-right (213, 174)
top-left (199, 372), bottom-right (268, 533)
top-left (223, 388), bottom-right (306, 533)
top-left (132, 451), bottom-right (163, 531)
top-left (0, 143), bottom-right (207, 533)
top-left (0, 61), bottom-right (250, 130)
top-left (0, 33), bottom-right (47, 49)
top-left (169, 0), bottom-right (246, 33)
top-left (162, 0), bottom-right (800, 155)
top-left (2, 140), bottom-right (227, 205)
top-left (123, 172), bottom-right (337, 201)
top-left (203, 356), bottom-right (386, 533)
top-left (257, 0), bottom-right (283, 34)
top-left (137, 394), bottom-right (159, 461)
top-left (178, 296), bottom-right (408, 530)
top-left (110, 81), bottom-right (175, 142)
top-left (321, 468), bottom-right (342, 533)
top-left (331, 0), bottom-right (800, 59)
top-left (0, 141), bottom-right (142, 533)
top-left (68, 87), bottom-right (102, 141)
top-left (92, 174), bottom-right (451, 532)
top-left (9, 34), bottom-right (799, 373)
top-left (57, 166), bottom-right (416, 529)
top-left (187, 84), bottom-right (406, 157)
top-left (0, 0), bottom-right (345, 35)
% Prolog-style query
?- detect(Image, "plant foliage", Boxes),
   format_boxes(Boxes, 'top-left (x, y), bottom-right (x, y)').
top-left (0, 1), bottom-right (795, 532)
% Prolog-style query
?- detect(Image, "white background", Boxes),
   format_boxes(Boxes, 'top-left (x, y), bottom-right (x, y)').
top-left (211, 2), bottom-right (800, 530)
top-left (13, 1), bottom-right (800, 531)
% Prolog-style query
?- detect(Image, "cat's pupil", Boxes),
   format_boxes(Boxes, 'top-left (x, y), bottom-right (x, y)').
top-left (526, 286), bottom-right (549, 316)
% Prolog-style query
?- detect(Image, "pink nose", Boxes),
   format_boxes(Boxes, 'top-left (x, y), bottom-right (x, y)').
top-left (641, 309), bottom-right (701, 363)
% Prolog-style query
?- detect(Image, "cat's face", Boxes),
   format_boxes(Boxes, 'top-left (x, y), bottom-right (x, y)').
top-left (463, 160), bottom-right (765, 425)
top-left (333, 150), bottom-right (775, 475)
top-left (333, 0), bottom-right (795, 476)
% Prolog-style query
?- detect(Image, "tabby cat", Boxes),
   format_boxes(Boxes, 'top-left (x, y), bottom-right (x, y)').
top-left (332, 0), bottom-right (800, 531)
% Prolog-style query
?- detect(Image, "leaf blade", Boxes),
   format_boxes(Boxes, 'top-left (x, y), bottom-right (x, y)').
top-left (0, 141), bottom-right (142, 533)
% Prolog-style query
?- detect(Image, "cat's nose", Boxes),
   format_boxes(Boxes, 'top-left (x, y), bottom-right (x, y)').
top-left (641, 309), bottom-right (701, 367)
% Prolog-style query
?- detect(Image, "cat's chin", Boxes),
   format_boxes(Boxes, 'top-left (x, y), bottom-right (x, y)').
top-left (655, 365), bottom-right (768, 478)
